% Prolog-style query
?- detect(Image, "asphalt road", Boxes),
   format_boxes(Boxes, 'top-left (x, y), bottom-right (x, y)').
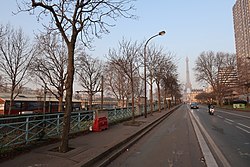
top-left (191, 105), bottom-right (250, 167)
top-left (108, 105), bottom-right (206, 167)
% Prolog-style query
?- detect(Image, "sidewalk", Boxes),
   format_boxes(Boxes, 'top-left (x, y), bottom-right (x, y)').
top-left (0, 108), bottom-right (175, 167)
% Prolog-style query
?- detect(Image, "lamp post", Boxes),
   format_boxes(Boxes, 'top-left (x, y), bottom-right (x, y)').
top-left (144, 31), bottom-right (166, 118)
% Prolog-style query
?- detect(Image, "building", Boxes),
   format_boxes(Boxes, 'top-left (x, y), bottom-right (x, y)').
top-left (218, 66), bottom-right (239, 89)
top-left (233, 0), bottom-right (250, 95)
top-left (218, 66), bottom-right (240, 103)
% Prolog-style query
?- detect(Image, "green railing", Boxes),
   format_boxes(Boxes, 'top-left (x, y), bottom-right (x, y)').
top-left (0, 111), bottom-right (93, 149)
top-left (0, 103), bottom-right (164, 149)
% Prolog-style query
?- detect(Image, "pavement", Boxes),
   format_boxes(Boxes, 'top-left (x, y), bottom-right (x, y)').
top-left (0, 107), bottom-right (178, 167)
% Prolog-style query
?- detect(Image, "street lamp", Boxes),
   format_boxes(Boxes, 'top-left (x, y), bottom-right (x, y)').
top-left (144, 31), bottom-right (166, 118)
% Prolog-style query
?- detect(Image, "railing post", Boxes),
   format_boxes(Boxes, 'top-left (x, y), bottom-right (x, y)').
top-left (78, 112), bottom-right (81, 129)
top-left (25, 117), bottom-right (29, 143)
top-left (114, 108), bottom-right (117, 121)
top-left (57, 114), bottom-right (60, 135)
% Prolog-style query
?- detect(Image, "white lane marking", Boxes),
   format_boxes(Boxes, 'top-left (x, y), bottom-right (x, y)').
top-left (217, 115), bottom-right (223, 119)
top-left (236, 126), bottom-right (250, 134)
top-left (188, 111), bottom-right (218, 167)
top-left (218, 110), bottom-right (250, 119)
top-left (225, 118), bottom-right (234, 123)
top-left (217, 114), bottom-right (250, 132)
top-left (188, 107), bottom-right (231, 167)
top-left (237, 123), bottom-right (250, 129)
top-left (224, 120), bottom-right (233, 125)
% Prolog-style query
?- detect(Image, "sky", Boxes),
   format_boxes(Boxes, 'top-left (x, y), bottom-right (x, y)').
top-left (0, 0), bottom-right (236, 90)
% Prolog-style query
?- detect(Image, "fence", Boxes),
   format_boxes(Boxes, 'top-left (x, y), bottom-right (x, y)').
top-left (0, 103), bottom-right (162, 149)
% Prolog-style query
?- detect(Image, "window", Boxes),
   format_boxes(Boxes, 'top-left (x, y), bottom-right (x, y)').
top-left (0, 103), bottom-right (4, 110)
top-left (12, 102), bottom-right (22, 110)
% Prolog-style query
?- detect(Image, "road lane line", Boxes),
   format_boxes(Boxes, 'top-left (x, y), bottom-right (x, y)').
top-left (218, 110), bottom-right (250, 119)
top-left (188, 107), bottom-right (231, 167)
top-left (224, 120), bottom-right (233, 125)
top-left (237, 123), bottom-right (250, 129)
top-left (236, 126), bottom-right (250, 134)
top-left (225, 118), bottom-right (234, 123)
top-left (217, 115), bottom-right (223, 119)
top-left (188, 111), bottom-right (218, 167)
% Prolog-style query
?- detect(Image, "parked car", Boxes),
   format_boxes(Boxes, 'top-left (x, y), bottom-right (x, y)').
top-left (190, 102), bottom-right (199, 109)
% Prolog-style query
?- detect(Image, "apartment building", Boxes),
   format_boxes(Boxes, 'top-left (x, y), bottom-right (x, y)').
top-left (233, 0), bottom-right (250, 91)
top-left (218, 66), bottom-right (239, 101)
top-left (218, 66), bottom-right (239, 89)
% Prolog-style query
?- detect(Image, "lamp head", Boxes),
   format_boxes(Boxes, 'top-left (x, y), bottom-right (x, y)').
top-left (159, 31), bottom-right (166, 36)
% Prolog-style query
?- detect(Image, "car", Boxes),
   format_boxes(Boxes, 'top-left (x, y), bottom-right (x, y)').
top-left (190, 102), bottom-right (199, 109)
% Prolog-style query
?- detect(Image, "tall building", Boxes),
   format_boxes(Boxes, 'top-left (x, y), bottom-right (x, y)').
top-left (233, 0), bottom-right (250, 92)
top-left (218, 66), bottom-right (239, 89)
top-left (218, 66), bottom-right (239, 101)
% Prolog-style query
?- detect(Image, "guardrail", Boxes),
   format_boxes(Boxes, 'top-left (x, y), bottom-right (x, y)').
top-left (0, 104), bottom-right (163, 149)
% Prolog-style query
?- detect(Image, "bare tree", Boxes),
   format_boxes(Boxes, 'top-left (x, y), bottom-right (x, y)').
top-left (194, 51), bottom-right (237, 105)
top-left (107, 39), bottom-right (142, 122)
top-left (18, 0), bottom-right (135, 152)
top-left (133, 69), bottom-right (144, 102)
top-left (76, 54), bottom-right (103, 111)
top-left (154, 52), bottom-right (175, 112)
top-left (0, 25), bottom-right (35, 114)
top-left (147, 45), bottom-right (164, 115)
top-left (30, 33), bottom-right (68, 112)
top-left (195, 92), bottom-right (216, 104)
top-left (161, 59), bottom-right (179, 110)
top-left (104, 62), bottom-right (129, 107)
top-left (0, 25), bottom-right (7, 92)
top-left (0, 24), bottom-right (6, 39)
top-left (104, 61), bottom-right (142, 108)
top-left (0, 75), bottom-right (4, 92)
top-left (163, 74), bottom-right (180, 107)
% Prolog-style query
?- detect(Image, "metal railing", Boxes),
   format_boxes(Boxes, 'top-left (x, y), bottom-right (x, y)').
top-left (0, 111), bottom-right (93, 149)
top-left (0, 103), bottom-right (163, 149)
top-left (108, 107), bottom-right (132, 124)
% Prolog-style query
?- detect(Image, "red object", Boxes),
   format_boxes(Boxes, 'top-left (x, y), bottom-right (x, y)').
top-left (92, 117), bottom-right (108, 132)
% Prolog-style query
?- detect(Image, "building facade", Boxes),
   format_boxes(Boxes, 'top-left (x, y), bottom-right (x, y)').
top-left (218, 66), bottom-right (240, 102)
top-left (233, 0), bottom-right (250, 94)
top-left (218, 66), bottom-right (239, 89)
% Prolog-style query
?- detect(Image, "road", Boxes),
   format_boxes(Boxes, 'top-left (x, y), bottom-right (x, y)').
top-left (108, 105), bottom-right (205, 167)
top-left (191, 105), bottom-right (250, 167)
top-left (107, 104), bottom-right (250, 167)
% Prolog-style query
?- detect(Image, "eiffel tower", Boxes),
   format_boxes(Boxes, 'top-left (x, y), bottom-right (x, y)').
top-left (185, 57), bottom-right (192, 102)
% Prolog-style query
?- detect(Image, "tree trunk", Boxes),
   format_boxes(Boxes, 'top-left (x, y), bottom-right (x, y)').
top-left (8, 85), bottom-right (15, 115)
top-left (59, 43), bottom-right (74, 153)
top-left (8, 92), bottom-right (14, 115)
top-left (164, 89), bottom-right (167, 112)
top-left (89, 93), bottom-right (93, 111)
top-left (131, 77), bottom-right (135, 122)
top-left (58, 95), bottom-right (63, 112)
top-left (157, 82), bottom-right (161, 112)
top-left (215, 93), bottom-right (222, 106)
top-left (120, 97), bottom-right (124, 108)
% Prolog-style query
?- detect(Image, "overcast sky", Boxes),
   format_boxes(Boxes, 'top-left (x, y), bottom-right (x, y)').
top-left (0, 0), bottom-right (236, 90)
